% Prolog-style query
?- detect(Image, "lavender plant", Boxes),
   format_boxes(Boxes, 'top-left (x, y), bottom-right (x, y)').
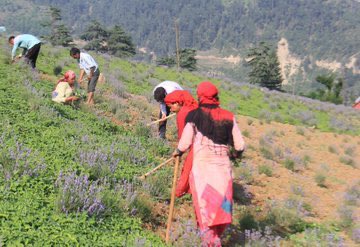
top-left (55, 171), bottom-right (105, 216)
top-left (0, 138), bottom-right (46, 182)
top-left (290, 228), bottom-right (344, 246)
top-left (244, 227), bottom-right (282, 247)
top-left (265, 198), bottom-right (311, 234)
top-left (170, 219), bottom-right (202, 247)
top-left (237, 161), bottom-right (255, 184)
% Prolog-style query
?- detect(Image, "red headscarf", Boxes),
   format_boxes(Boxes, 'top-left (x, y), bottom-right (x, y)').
top-left (165, 90), bottom-right (198, 198)
top-left (165, 90), bottom-right (198, 139)
top-left (57, 70), bottom-right (76, 85)
top-left (196, 81), bottom-right (220, 105)
top-left (164, 90), bottom-right (197, 107)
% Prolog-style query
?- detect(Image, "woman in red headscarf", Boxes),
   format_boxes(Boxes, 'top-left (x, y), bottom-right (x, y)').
top-left (165, 90), bottom-right (198, 197)
top-left (173, 82), bottom-right (245, 247)
top-left (164, 90), bottom-right (198, 138)
top-left (52, 70), bottom-right (80, 104)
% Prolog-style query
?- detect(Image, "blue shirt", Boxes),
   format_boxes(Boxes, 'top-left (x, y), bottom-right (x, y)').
top-left (11, 34), bottom-right (41, 59)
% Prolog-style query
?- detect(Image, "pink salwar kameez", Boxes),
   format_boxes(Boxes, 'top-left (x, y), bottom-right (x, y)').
top-left (175, 81), bottom-right (245, 247)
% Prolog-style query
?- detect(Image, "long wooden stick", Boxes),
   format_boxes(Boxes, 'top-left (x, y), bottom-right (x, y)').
top-left (139, 157), bottom-right (174, 180)
top-left (166, 156), bottom-right (180, 243)
top-left (146, 113), bottom-right (176, 126)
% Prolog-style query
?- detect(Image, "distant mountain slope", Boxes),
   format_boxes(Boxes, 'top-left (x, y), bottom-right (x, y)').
top-left (24, 0), bottom-right (359, 59)
top-left (2, 0), bottom-right (360, 97)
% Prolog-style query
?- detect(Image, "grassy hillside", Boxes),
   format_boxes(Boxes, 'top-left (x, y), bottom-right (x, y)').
top-left (0, 41), bottom-right (359, 246)
top-left (0, 43), bottom-right (168, 246)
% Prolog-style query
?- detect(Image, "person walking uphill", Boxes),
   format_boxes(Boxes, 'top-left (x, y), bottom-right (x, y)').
top-left (8, 34), bottom-right (41, 69)
top-left (70, 48), bottom-right (100, 105)
top-left (153, 81), bottom-right (183, 139)
top-left (165, 90), bottom-right (198, 197)
top-left (173, 81), bottom-right (245, 247)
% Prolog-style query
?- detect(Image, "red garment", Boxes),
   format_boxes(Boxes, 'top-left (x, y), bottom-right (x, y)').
top-left (197, 81), bottom-right (220, 106)
top-left (164, 90), bottom-right (198, 138)
top-left (353, 102), bottom-right (360, 109)
top-left (165, 90), bottom-right (197, 197)
top-left (175, 148), bottom-right (193, 197)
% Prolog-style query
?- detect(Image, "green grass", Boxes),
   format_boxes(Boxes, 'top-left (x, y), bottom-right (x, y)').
top-left (1, 40), bottom-right (360, 245)
top-left (0, 46), bottom-right (167, 245)
top-left (34, 43), bottom-right (360, 135)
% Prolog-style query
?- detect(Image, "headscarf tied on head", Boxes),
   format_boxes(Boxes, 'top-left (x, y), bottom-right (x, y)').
top-left (164, 90), bottom-right (198, 108)
top-left (165, 90), bottom-right (198, 139)
top-left (196, 81), bottom-right (219, 105)
top-left (57, 70), bottom-right (76, 85)
top-left (165, 90), bottom-right (198, 198)
top-left (186, 81), bottom-right (234, 145)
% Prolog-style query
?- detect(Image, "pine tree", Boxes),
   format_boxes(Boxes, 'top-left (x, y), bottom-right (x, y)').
top-left (47, 7), bottom-right (73, 46)
top-left (179, 48), bottom-right (197, 71)
top-left (156, 48), bottom-right (197, 71)
top-left (81, 20), bottom-right (108, 52)
top-left (107, 25), bottom-right (136, 57)
top-left (156, 56), bottom-right (176, 67)
top-left (246, 42), bottom-right (282, 90)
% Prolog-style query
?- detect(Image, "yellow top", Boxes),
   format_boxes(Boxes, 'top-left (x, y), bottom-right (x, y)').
top-left (52, 82), bottom-right (73, 103)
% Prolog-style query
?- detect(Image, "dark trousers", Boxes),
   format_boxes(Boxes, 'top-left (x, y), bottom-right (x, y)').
top-left (25, 43), bottom-right (41, 68)
top-left (158, 105), bottom-right (170, 139)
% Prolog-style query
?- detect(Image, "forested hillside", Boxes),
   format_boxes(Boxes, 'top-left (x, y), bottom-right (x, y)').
top-left (2, 0), bottom-right (359, 60)
top-left (2, 0), bottom-right (360, 99)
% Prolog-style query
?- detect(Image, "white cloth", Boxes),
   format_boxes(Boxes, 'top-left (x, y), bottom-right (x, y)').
top-left (79, 52), bottom-right (98, 75)
top-left (355, 97), bottom-right (360, 104)
top-left (153, 81), bottom-right (183, 95)
top-left (153, 81), bottom-right (183, 114)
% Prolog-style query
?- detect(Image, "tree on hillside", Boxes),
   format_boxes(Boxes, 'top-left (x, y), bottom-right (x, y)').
top-left (81, 20), bottom-right (109, 52)
top-left (156, 56), bottom-right (176, 67)
top-left (156, 48), bottom-right (197, 71)
top-left (309, 74), bottom-right (343, 104)
top-left (81, 21), bottom-right (135, 58)
top-left (45, 7), bottom-right (73, 46)
top-left (107, 25), bottom-right (136, 57)
top-left (246, 42), bottom-right (282, 90)
top-left (179, 48), bottom-right (197, 71)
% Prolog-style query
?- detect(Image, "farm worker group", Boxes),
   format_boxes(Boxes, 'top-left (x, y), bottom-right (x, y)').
top-left (8, 32), bottom-right (246, 247)
top-left (8, 34), bottom-right (100, 106)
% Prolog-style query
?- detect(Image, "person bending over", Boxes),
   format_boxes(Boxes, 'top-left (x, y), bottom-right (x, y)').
top-left (70, 47), bottom-right (100, 105)
top-left (153, 81), bottom-right (183, 139)
top-left (8, 34), bottom-right (41, 68)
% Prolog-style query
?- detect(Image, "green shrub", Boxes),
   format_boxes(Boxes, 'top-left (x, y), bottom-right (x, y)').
top-left (131, 193), bottom-right (155, 223)
top-left (283, 158), bottom-right (295, 171)
top-left (258, 164), bottom-right (273, 177)
top-left (328, 145), bottom-right (338, 154)
top-left (239, 212), bottom-right (258, 231)
top-left (339, 156), bottom-right (356, 168)
top-left (315, 173), bottom-right (327, 188)
top-left (242, 129), bottom-right (250, 138)
top-left (260, 147), bottom-right (274, 160)
top-left (296, 126), bottom-right (305, 135)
